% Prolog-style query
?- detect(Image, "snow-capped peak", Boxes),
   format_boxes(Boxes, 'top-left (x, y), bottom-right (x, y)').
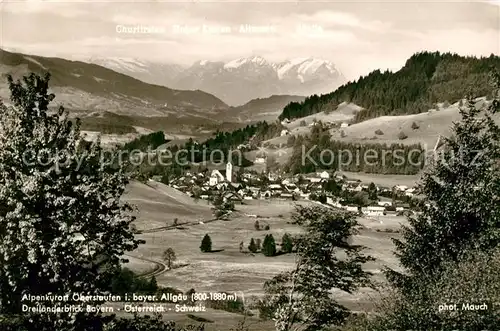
top-left (87, 57), bottom-right (150, 73)
top-left (277, 57), bottom-right (339, 79)
top-left (224, 56), bottom-right (268, 69)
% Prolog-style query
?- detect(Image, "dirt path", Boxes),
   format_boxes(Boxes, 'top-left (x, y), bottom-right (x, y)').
top-left (125, 253), bottom-right (168, 278)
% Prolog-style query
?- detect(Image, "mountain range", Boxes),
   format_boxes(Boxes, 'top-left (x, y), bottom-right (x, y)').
top-left (87, 56), bottom-right (346, 106)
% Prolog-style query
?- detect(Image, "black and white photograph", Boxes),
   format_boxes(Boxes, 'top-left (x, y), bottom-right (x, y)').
top-left (0, 0), bottom-right (499, 330)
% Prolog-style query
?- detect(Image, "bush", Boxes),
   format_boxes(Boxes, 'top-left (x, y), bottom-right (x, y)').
top-left (281, 233), bottom-right (293, 253)
top-left (186, 314), bottom-right (213, 323)
top-left (299, 120), bottom-right (307, 127)
top-left (371, 248), bottom-right (500, 331)
top-left (205, 294), bottom-right (247, 314)
top-left (340, 130), bottom-right (347, 138)
top-left (200, 234), bottom-right (212, 252)
top-left (248, 238), bottom-right (258, 253)
top-left (264, 224), bottom-right (270, 230)
top-left (109, 267), bottom-right (158, 296)
top-left (398, 131), bottom-right (408, 140)
top-left (411, 121), bottom-right (420, 130)
top-left (374, 129), bottom-right (384, 135)
top-left (254, 220), bottom-right (260, 231)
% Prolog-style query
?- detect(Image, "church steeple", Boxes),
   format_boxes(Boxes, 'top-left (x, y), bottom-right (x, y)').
top-left (226, 161), bottom-right (233, 183)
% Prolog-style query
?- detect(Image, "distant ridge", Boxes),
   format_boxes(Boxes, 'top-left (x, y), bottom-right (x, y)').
top-left (0, 48), bottom-right (228, 117)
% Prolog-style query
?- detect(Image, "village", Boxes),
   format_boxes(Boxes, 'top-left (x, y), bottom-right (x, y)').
top-left (155, 160), bottom-right (417, 218)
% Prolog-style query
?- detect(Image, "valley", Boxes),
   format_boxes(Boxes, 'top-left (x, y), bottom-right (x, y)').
top-left (121, 181), bottom-right (405, 330)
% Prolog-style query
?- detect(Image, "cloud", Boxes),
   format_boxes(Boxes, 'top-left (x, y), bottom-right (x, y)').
top-left (293, 10), bottom-right (391, 32)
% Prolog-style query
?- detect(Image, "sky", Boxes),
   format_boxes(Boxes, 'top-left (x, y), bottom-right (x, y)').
top-left (1, 0), bottom-right (499, 80)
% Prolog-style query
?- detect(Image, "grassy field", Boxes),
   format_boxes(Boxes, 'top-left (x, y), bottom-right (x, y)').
top-left (337, 171), bottom-right (421, 187)
top-left (121, 181), bottom-right (406, 330)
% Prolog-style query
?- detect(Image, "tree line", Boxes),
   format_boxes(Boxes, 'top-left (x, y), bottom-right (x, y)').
top-left (285, 122), bottom-right (425, 175)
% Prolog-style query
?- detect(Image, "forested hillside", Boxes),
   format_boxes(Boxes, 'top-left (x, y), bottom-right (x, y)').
top-left (285, 122), bottom-right (424, 175)
top-left (279, 52), bottom-right (500, 122)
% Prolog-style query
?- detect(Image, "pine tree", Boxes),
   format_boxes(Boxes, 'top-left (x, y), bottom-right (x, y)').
top-left (200, 234), bottom-right (212, 253)
top-left (0, 73), bottom-right (142, 322)
top-left (262, 234), bottom-right (276, 257)
top-left (248, 238), bottom-right (258, 253)
top-left (387, 76), bottom-right (500, 295)
top-left (281, 233), bottom-right (293, 253)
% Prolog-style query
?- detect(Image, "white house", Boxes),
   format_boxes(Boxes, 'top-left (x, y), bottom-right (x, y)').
top-left (362, 206), bottom-right (385, 216)
top-left (345, 206), bottom-right (359, 213)
top-left (319, 171), bottom-right (330, 179)
top-left (255, 157), bottom-right (266, 164)
top-left (340, 122), bottom-right (349, 128)
top-left (280, 129), bottom-right (290, 136)
top-left (394, 185), bottom-right (408, 191)
top-left (209, 162), bottom-right (233, 186)
top-left (353, 185), bottom-right (363, 192)
top-left (268, 173), bottom-right (279, 181)
top-left (377, 201), bottom-right (392, 207)
top-left (405, 188), bottom-right (416, 197)
top-left (209, 170), bottom-right (224, 186)
top-left (269, 184), bottom-right (283, 190)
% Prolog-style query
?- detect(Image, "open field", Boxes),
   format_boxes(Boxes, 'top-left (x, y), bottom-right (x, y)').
top-left (122, 182), bottom-right (407, 330)
top-left (338, 171), bottom-right (421, 187)
top-left (122, 181), bottom-right (214, 230)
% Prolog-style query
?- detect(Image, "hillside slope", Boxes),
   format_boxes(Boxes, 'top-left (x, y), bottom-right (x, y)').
top-left (279, 52), bottom-right (500, 123)
top-left (122, 180), bottom-right (213, 229)
top-left (262, 99), bottom-right (499, 166)
top-left (0, 49), bottom-right (228, 117)
top-left (216, 95), bottom-right (306, 123)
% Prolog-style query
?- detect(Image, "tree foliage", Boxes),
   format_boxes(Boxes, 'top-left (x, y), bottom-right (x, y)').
top-left (122, 131), bottom-right (166, 152)
top-left (281, 234), bottom-right (293, 254)
top-left (287, 123), bottom-right (424, 175)
top-left (248, 238), bottom-right (258, 253)
top-left (200, 234), bottom-right (212, 253)
top-left (211, 193), bottom-right (235, 219)
top-left (386, 81), bottom-right (500, 294)
top-left (262, 234), bottom-right (277, 257)
top-left (259, 205), bottom-right (373, 331)
top-left (0, 73), bottom-right (143, 326)
top-left (162, 248), bottom-right (177, 269)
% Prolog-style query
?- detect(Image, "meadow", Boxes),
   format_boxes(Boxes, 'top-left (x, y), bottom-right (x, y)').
top-left (121, 181), bottom-right (407, 330)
